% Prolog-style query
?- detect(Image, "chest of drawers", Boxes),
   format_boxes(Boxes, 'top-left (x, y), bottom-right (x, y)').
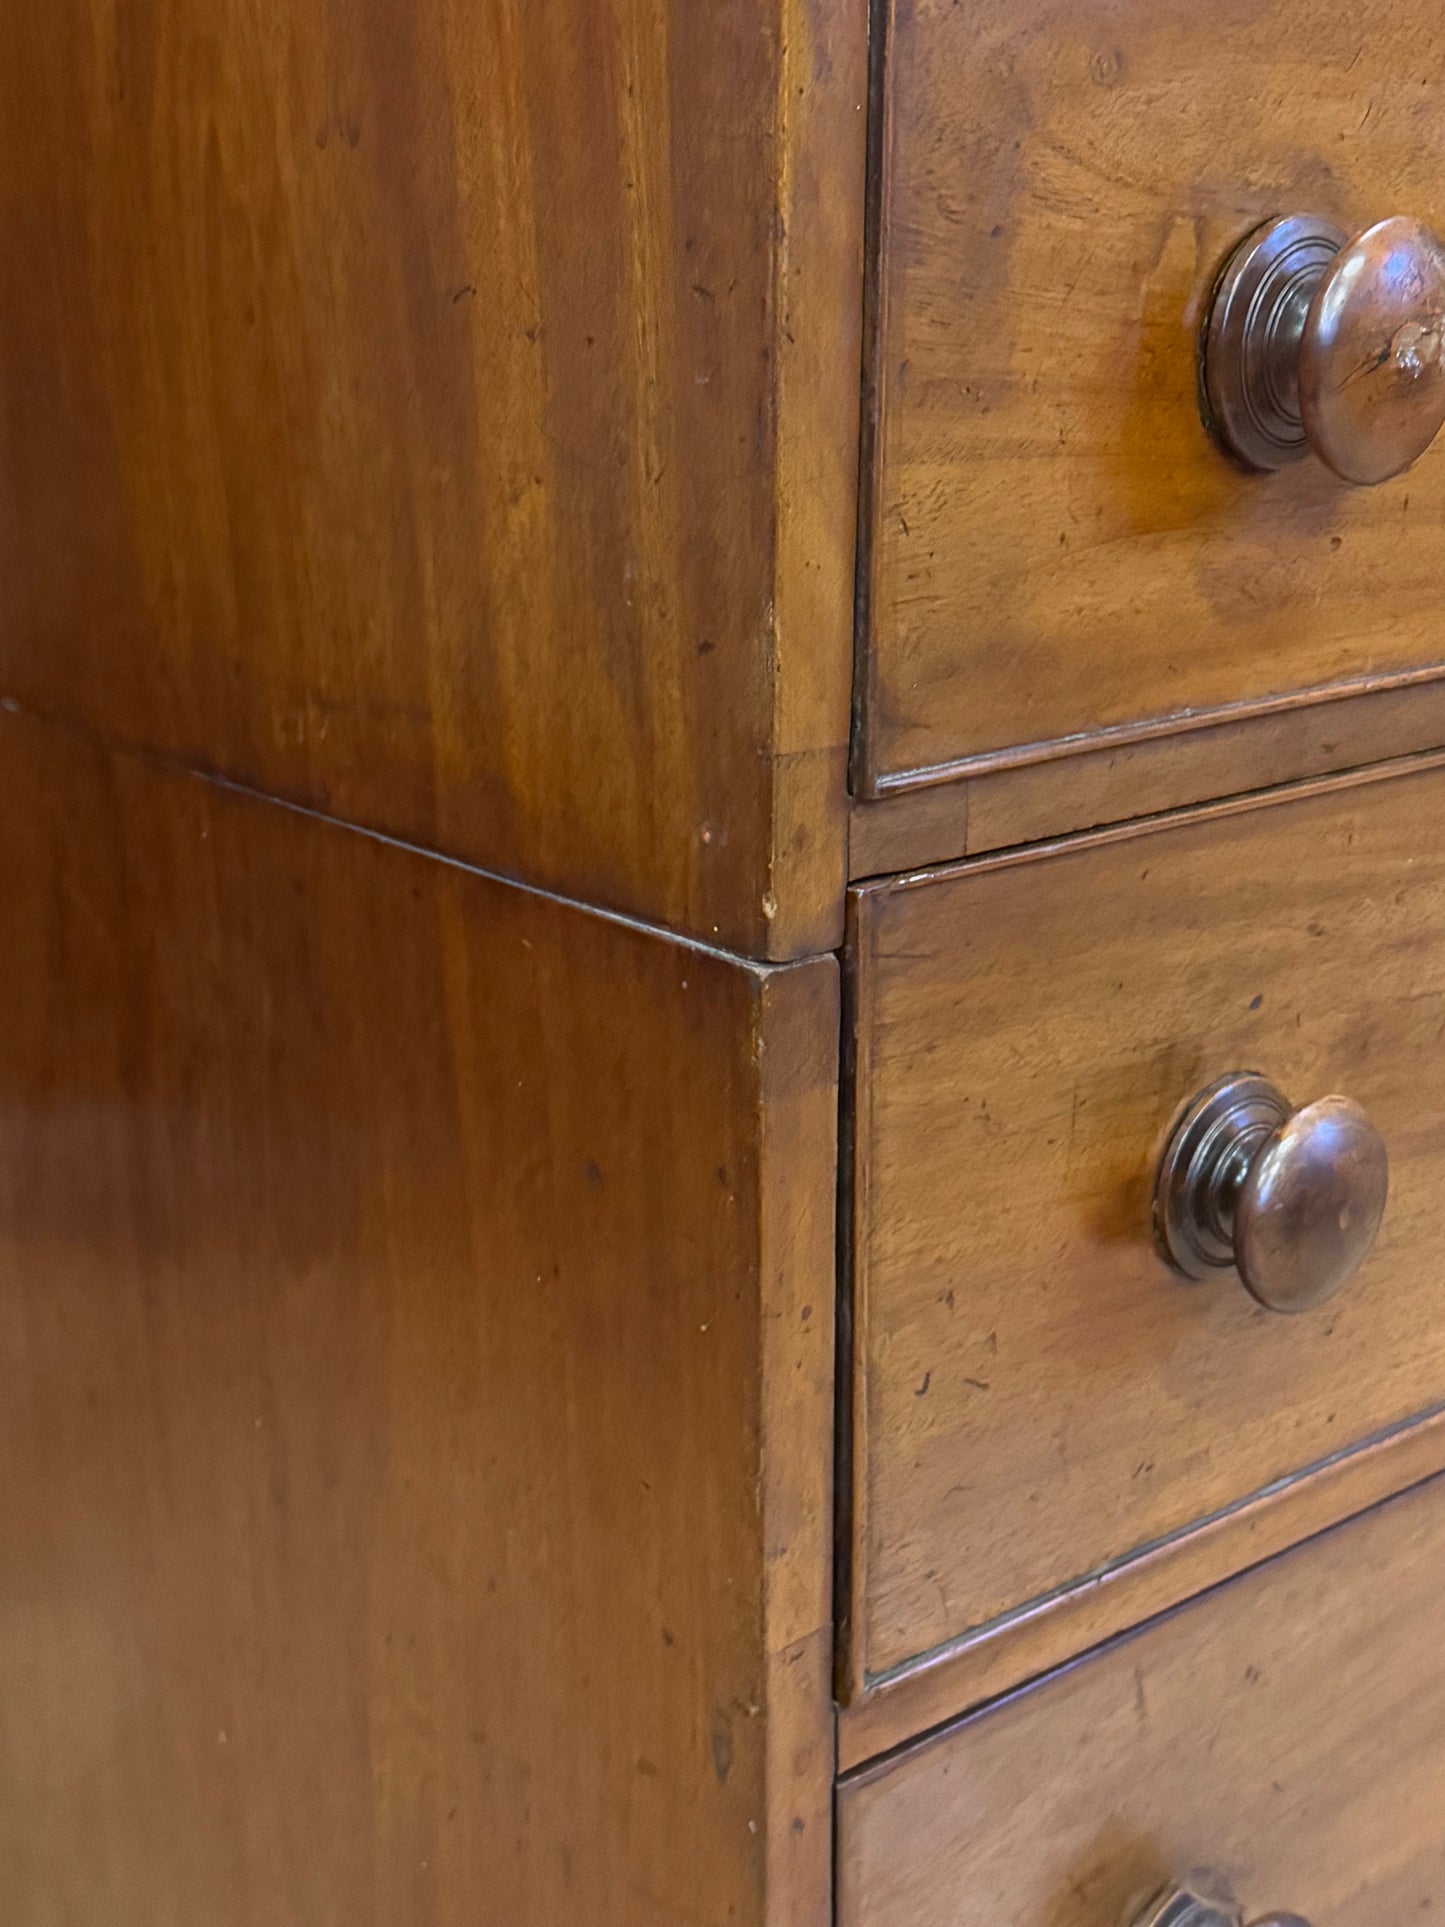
top-left (7, 2), bottom-right (1445, 1923)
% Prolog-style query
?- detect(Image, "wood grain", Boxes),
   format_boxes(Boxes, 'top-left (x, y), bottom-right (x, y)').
top-left (848, 673), bottom-right (1445, 881)
top-left (859, 0), bottom-right (1445, 793)
top-left (838, 1471), bottom-right (1445, 1927)
top-left (837, 1401), bottom-right (1445, 1770)
top-left (0, 0), bottom-right (865, 959)
top-left (847, 760), bottom-right (1445, 1687)
top-left (0, 706), bottom-right (838, 1926)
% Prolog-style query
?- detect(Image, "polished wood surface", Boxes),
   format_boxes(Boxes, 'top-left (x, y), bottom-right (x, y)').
top-left (848, 675), bottom-right (1445, 881)
top-left (838, 1402), bottom-right (1445, 1770)
top-left (0, 0), bottom-right (865, 959)
top-left (846, 758), bottom-right (1445, 1689)
top-left (838, 1471), bottom-right (1445, 1926)
top-left (858, 0), bottom-right (1445, 793)
top-left (0, 707), bottom-right (838, 1925)
top-left (1297, 215), bottom-right (1445, 486)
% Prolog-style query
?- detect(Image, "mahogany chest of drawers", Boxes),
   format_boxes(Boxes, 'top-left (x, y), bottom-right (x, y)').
top-left (7, 2), bottom-right (1445, 1922)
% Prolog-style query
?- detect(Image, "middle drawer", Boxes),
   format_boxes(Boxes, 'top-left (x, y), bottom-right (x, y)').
top-left (846, 759), bottom-right (1445, 1695)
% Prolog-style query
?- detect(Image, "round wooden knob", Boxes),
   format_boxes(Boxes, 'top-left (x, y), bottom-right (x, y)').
top-left (1153, 1073), bottom-right (1389, 1314)
top-left (1133, 1883), bottom-right (1312, 1927)
top-left (1203, 212), bottom-right (1445, 483)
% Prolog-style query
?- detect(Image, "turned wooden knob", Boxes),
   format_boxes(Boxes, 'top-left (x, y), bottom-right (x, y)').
top-left (1203, 212), bottom-right (1445, 483)
top-left (1153, 1073), bottom-right (1389, 1315)
top-left (1132, 1879), bottom-right (1312, 1927)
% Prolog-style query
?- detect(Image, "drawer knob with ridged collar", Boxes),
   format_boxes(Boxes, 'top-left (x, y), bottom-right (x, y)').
top-left (1132, 1877), bottom-right (1312, 1927)
top-left (1202, 212), bottom-right (1445, 484)
top-left (1153, 1072), bottom-right (1388, 1314)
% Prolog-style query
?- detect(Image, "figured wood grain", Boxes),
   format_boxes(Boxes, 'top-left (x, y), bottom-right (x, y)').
top-left (838, 1471), bottom-right (1445, 1927)
top-left (0, 0), bottom-right (864, 960)
top-left (847, 760), bottom-right (1445, 1686)
top-left (848, 674), bottom-right (1445, 880)
top-left (859, 0), bottom-right (1445, 792)
top-left (0, 707), bottom-right (838, 1926)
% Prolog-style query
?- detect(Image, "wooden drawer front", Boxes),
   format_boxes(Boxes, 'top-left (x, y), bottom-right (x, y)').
top-left (838, 1472), bottom-right (1445, 1926)
top-left (848, 763), bottom-right (1445, 1687)
top-left (859, 0), bottom-right (1445, 792)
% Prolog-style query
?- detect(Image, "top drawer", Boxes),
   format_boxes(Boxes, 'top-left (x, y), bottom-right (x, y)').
top-left (858, 0), bottom-right (1445, 793)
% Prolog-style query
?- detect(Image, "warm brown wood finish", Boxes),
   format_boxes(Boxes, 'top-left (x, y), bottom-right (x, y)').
top-left (20, 0), bottom-right (1445, 1908)
top-left (838, 1401), bottom-right (1445, 1770)
top-left (0, 0), bottom-right (864, 959)
top-left (848, 675), bottom-right (1445, 880)
top-left (858, 0), bottom-right (1445, 794)
top-left (839, 1471), bottom-right (1445, 1927)
top-left (846, 759), bottom-right (1445, 1691)
top-left (0, 706), bottom-right (837, 1925)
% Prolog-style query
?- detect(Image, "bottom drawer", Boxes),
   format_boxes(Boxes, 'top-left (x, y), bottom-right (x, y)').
top-left (838, 1474), bottom-right (1445, 1926)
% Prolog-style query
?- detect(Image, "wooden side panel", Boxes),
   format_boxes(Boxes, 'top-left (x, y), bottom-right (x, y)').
top-left (0, 710), bottom-right (837, 1926)
top-left (768, 0), bottom-right (869, 954)
top-left (849, 762), bottom-right (1445, 1685)
top-left (861, 0), bottom-right (1445, 791)
top-left (838, 1472), bottom-right (1445, 1927)
top-left (0, 0), bottom-right (864, 958)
